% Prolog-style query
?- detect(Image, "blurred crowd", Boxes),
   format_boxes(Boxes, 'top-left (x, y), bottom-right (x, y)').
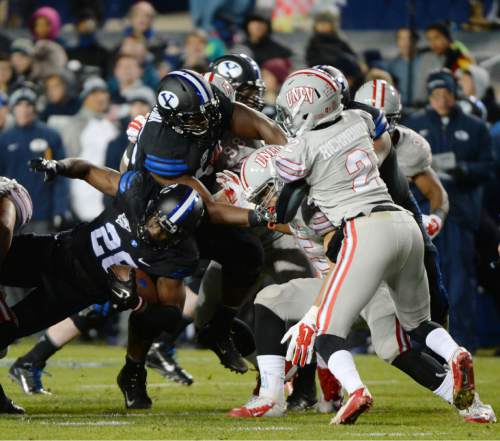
top-left (0, 1), bottom-right (498, 350)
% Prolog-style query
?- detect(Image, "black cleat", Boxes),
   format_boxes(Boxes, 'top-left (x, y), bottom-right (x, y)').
top-left (198, 324), bottom-right (248, 374)
top-left (117, 364), bottom-right (152, 410)
top-left (286, 364), bottom-right (318, 411)
top-left (9, 361), bottom-right (50, 395)
top-left (146, 343), bottom-right (193, 386)
top-left (0, 385), bottom-right (24, 414)
top-left (286, 393), bottom-right (318, 411)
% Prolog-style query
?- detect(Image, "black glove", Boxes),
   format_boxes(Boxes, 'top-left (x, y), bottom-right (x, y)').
top-left (248, 205), bottom-right (277, 227)
top-left (107, 267), bottom-right (142, 311)
top-left (28, 158), bottom-right (66, 182)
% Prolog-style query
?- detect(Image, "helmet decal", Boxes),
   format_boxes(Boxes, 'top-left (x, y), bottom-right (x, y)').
top-left (217, 61), bottom-right (243, 79)
top-left (169, 70), bottom-right (211, 104)
top-left (157, 90), bottom-right (179, 109)
top-left (285, 86), bottom-right (316, 107)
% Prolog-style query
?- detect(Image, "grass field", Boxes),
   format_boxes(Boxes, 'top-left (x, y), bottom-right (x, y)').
top-left (0, 342), bottom-right (498, 440)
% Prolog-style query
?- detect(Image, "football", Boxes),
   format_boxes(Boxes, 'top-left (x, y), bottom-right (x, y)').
top-left (109, 264), bottom-right (159, 304)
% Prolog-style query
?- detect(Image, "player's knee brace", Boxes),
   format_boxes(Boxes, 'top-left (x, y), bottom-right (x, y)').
top-left (129, 304), bottom-right (182, 341)
top-left (315, 334), bottom-right (349, 365)
top-left (407, 320), bottom-right (441, 345)
top-left (254, 304), bottom-right (287, 356)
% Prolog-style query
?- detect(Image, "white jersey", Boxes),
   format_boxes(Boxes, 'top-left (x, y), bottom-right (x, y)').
top-left (276, 109), bottom-right (394, 226)
top-left (289, 202), bottom-right (333, 279)
top-left (394, 125), bottom-right (432, 178)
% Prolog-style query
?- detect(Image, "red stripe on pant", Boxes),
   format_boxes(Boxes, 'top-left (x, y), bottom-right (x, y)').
top-left (318, 220), bottom-right (358, 334)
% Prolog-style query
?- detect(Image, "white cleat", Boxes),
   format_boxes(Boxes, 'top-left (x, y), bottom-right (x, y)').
top-left (228, 396), bottom-right (286, 418)
top-left (459, 393), bottom-right (497, 424)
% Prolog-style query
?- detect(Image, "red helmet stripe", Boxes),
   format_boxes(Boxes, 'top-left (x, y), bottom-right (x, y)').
top-left (371, 79), bottom-right (377, 107)
top-left (288, 69), bottom-right (338, 92)
top-left (381, 82), bottom-right (386, 108)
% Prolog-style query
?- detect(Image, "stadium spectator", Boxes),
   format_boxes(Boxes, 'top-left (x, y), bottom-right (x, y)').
top-left (29, 6), bottom-right (62, 44)
top-left (31, 40), bottom-right (68, 83)
top-left (51, 77), bottom-right (117, 221)
top-left (0, 92), bottom-right (12, 133)
top-left (456, 65), bottom-right (490, 121)
top-left (242, 12), bottom-right (292, 70)
top-left (0, 53), bottom-right (13, 94)
top-left (123, 1), bottom-right (167, 62)
top-left (9, 39), bottom-right (34, 87)
top-left (118, 36), bottom-right (159, 90)
top-left (365, 68), bottom-right (393, 83)
top-left (0, 87), bottom-right (69, 233)
top-left (386, 27), bottom-right (423, 106)
top-left (164, 30), bottom-right (211, 73)
top-left (108, 54), bottom-right (145, 104)
top-left (405, 69), bottom-right (494, 352)
top-left (66, 10), bottom-right (110, 78)
top-left (40, 70), bottom-right (80, 122)
top-left (305, 11), bottom-right (356, 68)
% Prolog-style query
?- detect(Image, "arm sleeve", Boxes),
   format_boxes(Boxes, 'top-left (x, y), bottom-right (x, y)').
top-left (214, 86), bottom-right (235, 133)
top-left (378, 146), bottom-right (410, 205)
top-left (351, 102), bottom-right (388, 139)
top-left (275, 139), bottom-right (310, 183)
top-left (50, 133), bottom-right (70, 217)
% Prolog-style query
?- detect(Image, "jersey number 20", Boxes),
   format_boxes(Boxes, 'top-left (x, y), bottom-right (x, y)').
top-left (345, 149), bottom-right (379, 193)
top-left (91, 223), bottom-right (136, 272)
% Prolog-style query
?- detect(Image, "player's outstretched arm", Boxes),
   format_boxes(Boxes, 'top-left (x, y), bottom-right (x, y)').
top-left (230, 102), bottom-right (287, 145)
top-left (29, 158), bottom-right (120, 197)
top-left (413, 168), bottom-right (449, 217)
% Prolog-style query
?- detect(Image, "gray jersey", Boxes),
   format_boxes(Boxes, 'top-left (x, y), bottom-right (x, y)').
top-left (394, 125), bottom-right (432, 178)
top-left (276, 109), bottom-right (393, 226)
top-left (214, 133), bottom-right (263, 176)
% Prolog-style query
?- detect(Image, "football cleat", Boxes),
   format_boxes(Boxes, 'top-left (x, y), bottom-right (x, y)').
top-left (146, 343), bottom-right (193, 386)
top-left (0, 385), bottom-right (24, 414)
top-left (286, 364), bottom-right (317, 411)
top-left (117, 364), bottom-right (152, 410)
top-left (228, 396), bottom-right (286, 418)
top-left (198, 324), bottom-right (248, 374)
top-left (330, 386), bottom-right (373, 425)
top-left (317, 367), bottom-right (344, 413)
top-left (450, 347), bottom-right (475, 410)
top-left (9, 361), bottom-right (50, 395)
top-left (459, 393), bottom-right (497, 424)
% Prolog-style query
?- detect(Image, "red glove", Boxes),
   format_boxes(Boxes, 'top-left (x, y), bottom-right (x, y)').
top-left (281, 306), bottom-right (318, 367)
top-left (126, 114), bottom-right (148, 144)
top-left (422, 214), bottom-right (443, 239)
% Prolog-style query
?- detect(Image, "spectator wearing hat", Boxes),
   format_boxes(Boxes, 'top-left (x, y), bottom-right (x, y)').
top-left (29, 6), bottom-right (62, 44)
top-left (105, 86), bottom-right (154, 174)
top-left (242, 12), bottom-right (292, 70)
top-left (0, 87), bottom-right (69, 233)
top-left (10, 39), bottom-right (34, 87)
top-left (40, 69), bottom-right (80, 122)
top-left (49, 77), bottom-right (117, 222)
top-left (405, 69), bottom-right (495, 352)
top-left (66, 10), bottom-right (110, 78)
top-left (305, 11), bottom-right (356, 69)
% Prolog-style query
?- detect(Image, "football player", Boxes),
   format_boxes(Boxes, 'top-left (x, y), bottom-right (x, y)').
top-left (0, 176), bottom-right (32, 413)
top-left (122, 69), bottom-right (286, 378)
top-left (274, 69), bottom-right (476, 424)
top-left (225, 149), bottom-right (495, 424)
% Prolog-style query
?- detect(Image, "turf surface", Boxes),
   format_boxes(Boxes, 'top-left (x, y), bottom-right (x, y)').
top-left (0, 342), bottom-right (498, 440)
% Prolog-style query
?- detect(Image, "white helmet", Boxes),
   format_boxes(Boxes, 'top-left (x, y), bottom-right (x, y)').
top-left (203, 72), bottom-right (236, 102)
top-left (313, 65), bottom-right (350, 104)
top-left (354, 80), bottom-right (402, 130)
top-left (240, 145), bottom-right (284, 207)
top-left (276, 69), bottom-right (343, 137)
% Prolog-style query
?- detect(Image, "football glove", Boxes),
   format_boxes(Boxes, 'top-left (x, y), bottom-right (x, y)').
top-left (126, 114), bottom-right (147, 144)
top-left (216, 170), bottom-right (251, 208)
top-left (107, 267), bottom-right (143, 312)
top-left (422, 214), bottom-right (443, 239)
top-left (248, 205), bottom-right (276, 227)
top-left (281, 305), bottom-right (318, 367)
top-left (28, 158), bottom-right (65, 182)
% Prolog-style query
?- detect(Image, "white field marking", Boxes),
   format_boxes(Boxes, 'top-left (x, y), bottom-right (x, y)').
top-left (79, 381), bottom-right (256, 389)
top-left (27, 411), bottom-right (221, 419)
top-left (345, 432), bottom-right (449, 437)
top-left (232, 426), bottom-right (290, 431)
top-left (44, 421), bottom-right (130, 427)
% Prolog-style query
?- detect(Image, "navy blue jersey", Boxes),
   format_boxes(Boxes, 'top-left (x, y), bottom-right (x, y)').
top-left (127, 87), bottom-right (234, 180)
top-left (70, 171), bottom-right (198, 291)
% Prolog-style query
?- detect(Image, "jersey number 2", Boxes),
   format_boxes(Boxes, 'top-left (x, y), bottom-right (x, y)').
top-left (345, 149), bottom-right (378, 193)
top-left (91, 223), bottom-right (136, 272)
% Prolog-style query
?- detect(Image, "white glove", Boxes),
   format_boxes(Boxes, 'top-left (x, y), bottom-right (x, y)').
top-left (281, 306), bottom-right (318, 367)
top-left (215, 170), bottom-right (251, 208)
top-left (422, 214), bottom-right (443, 239)
top-left (126, 114), bottom-right (147, 144)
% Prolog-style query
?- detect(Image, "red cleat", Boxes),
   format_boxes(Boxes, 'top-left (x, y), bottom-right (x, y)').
top-left (317, 367), bottom-right (344, 413)
top-left (330, 387), bottom-right (373, 425)
top-left (451, 347), bottom-right (475, 410)
top-left (228, 397), bottom-right (285, 418)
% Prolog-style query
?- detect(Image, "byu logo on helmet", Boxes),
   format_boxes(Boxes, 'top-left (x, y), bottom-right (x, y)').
top-left (158, 90), bottom-right (179, 109)
top-left (217, 61), bottom-right (243, 79)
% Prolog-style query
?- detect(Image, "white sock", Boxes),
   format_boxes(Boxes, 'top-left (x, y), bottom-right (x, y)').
top-left (257, 355), bottom-right (285, 404)
top-left (328, 350), bottom-right (364, 395)
top-left (425, 328), bottom-right (459, 363)
top-left (433, 370), bottom-right (453, 404)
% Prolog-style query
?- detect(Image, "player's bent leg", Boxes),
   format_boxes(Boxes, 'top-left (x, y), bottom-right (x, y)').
top-left (0, 384), bottom-right (24, 414)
